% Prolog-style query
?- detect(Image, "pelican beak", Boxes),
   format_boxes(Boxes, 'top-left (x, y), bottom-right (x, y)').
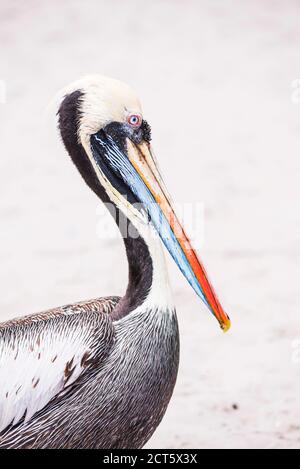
top-left (90, 129), bottom-right (230, 332)
top-left (126, 139), bottom-right (230, 333)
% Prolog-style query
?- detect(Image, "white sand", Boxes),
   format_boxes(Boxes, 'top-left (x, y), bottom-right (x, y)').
top-left (0, 0), bottom-right (299, 449)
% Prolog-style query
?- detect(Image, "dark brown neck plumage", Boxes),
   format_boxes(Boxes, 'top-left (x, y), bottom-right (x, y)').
top-left (58, 91), bottom-right (153, 319)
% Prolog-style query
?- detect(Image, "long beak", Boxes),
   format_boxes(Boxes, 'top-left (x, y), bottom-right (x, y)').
top-left (126, 139), bottom-right (231, 332)
top-left (90, 131), bottom-right (230, 332)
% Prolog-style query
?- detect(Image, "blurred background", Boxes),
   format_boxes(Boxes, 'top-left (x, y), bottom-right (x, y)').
top-left (0, 0), bottom-right (300, 449)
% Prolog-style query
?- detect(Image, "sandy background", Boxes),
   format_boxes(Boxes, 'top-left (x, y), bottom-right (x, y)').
top-left (0, 0), bottom-right (300, 449)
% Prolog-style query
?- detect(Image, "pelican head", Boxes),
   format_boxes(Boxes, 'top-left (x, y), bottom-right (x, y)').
top-left (58, 75), bottom-right (230, 332)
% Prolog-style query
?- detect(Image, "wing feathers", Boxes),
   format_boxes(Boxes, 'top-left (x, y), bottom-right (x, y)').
top-left (0, 297), bottom-right (117, 432)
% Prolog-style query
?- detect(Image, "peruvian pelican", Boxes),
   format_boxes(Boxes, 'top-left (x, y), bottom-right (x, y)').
top-left (0, 76), bottom-right (230, 449)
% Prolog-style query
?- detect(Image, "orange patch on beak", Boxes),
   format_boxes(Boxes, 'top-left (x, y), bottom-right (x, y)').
top-left (126, 139), bottom-right (230, 332)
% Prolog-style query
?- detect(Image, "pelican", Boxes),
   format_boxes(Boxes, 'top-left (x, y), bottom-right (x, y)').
top-left (0, 76), bottom-right (230, 449)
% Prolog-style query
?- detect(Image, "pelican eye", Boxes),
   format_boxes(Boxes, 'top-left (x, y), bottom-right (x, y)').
top-left (127, 114), bottom-right (142, 128)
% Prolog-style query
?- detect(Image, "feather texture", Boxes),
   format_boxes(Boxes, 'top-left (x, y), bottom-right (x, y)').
top-left (0, 297), bottom-right (118, 433)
